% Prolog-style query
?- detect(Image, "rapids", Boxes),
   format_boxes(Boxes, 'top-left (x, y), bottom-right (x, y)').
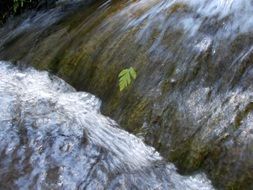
top-left (0, 0), bottom-right (253, 189)
top-left (0, 61), bottom-right (213, 189)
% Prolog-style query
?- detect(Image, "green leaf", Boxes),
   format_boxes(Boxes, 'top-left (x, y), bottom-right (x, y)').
top-left (118, 67), bottom-right (137, 91)
top-left (13, 0), bottom-right (30, 12)
top-left (129, 67), bottom-right (137, 79)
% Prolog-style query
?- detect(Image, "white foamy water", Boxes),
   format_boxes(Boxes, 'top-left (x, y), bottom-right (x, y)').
top-left (0, 61), bottom-right (214, 189)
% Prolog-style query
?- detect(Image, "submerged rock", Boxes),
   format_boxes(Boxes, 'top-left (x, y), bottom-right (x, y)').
top-left (0, 0), bottom-right (253, 189)
top-left (0, 61), bottom-right (214, 189)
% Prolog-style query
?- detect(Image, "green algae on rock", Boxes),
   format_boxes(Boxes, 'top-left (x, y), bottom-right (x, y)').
top-left (1, 0), bottom-right (253, 189)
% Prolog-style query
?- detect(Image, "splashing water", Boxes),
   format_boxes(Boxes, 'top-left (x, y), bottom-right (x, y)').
top-left (0, 0), bottom-right (253, 189)
top-left (0, 61), bottom-right (214, 189)
top-left (115, 0), bottom-right (253, 39)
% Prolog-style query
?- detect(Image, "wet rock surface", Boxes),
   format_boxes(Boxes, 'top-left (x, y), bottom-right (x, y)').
top-left (0, 61), bottom-right (214, 189)
top-left (0, 0), bottom-right (253, 189)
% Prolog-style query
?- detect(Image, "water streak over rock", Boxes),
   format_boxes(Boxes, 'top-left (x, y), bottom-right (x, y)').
top-left (0, 0), bottom-right (253, 189)
top-left (0, 61), bottom-right (214, 189)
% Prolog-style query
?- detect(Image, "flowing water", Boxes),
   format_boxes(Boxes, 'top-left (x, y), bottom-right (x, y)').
top-left (0, 61), bottom-right (214, 189)
top-left (0, 0), bottom-right (253, 189)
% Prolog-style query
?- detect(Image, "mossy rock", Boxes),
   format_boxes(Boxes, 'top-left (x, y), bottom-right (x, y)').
top-left (1, 1), bottom-right (253, 189)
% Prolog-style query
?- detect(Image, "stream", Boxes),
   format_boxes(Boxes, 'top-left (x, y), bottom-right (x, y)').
top-left (0, 61), bottom-right (213, 189)
top-left (0, 0), bottom-right (253, 189)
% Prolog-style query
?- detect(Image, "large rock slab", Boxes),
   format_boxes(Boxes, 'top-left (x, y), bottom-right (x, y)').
top-left (0, 0), bottom-right (253, 188)
top-left (0, 61), bottom-right (213, 189)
